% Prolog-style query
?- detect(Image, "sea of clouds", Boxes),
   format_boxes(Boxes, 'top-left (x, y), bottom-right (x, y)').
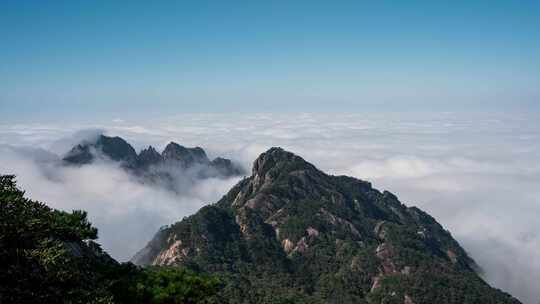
top-left (1, 112), bottom-right (539, 303)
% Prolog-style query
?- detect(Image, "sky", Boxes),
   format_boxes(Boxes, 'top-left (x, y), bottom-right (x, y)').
top-left (1, 1), bottom-right (539, 121)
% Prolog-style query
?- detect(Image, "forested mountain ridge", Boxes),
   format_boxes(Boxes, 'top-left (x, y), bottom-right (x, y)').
top-left (134, 147), bottom-right (520, 304)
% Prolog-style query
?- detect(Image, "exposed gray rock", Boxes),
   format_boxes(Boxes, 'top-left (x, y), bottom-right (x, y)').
top-left (62, 134), bottom-right (245, 192)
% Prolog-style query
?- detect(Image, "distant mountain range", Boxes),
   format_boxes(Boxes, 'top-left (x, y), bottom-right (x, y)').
top-left (132, 147), bottom-right (520, 303)
top-left (63, 134), bottom-right (244, 191)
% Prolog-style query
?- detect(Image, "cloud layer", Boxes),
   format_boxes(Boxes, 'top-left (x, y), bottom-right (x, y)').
top-left (0, 142), bottom-right (240, 262)
top-left (1, 112), bottom-right (539, 303)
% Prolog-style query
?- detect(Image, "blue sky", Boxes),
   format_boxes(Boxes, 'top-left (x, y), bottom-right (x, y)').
top-left (1, 1), bottom-right (539, 121)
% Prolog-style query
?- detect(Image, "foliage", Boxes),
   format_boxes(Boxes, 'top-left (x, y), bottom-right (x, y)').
top-left (112, 266), bottom-right (220, 304)
top-left (137, 149), bottom-right (522, 303)
top-left (0, 175), bottom-right (220, 304)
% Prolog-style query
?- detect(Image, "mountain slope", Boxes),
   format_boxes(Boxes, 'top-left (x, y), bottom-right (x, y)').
top-left (133, 147), bottom-right (520, 304)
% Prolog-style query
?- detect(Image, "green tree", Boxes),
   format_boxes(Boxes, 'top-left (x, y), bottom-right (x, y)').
top-left (0, 175), bottom-right (221, 304)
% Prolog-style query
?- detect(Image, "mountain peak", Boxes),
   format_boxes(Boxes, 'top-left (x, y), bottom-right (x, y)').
top-left (133, 148), bottom-right (520, 303)
top-left (137, 145), bottom-right (163, 169)
top-left (95, 135), bottom-right (137, 162)
top-left (162, 142), bottom-right (209, 165)
top-left (63, 135), bottom-right (244, 181)
top-left (144, 145), bottom-right (158, 152)
top-left (139, 145), bottom-right (160, 156)
top-left (63, 134), bottom-right (137, 166)
top-left (252, 147), bottom-right (315, 177)
top-left (163, 141), bottom-right (182, 151)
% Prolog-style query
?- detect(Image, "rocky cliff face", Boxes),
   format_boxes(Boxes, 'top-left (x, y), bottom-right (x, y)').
top-left (132, 147), bottom-right (520, 304)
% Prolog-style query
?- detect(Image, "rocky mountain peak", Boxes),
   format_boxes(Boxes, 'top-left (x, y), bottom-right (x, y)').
top-left (131, 148), bottom-right (521, 303)
top-left (162, 142), bottom-right (209, 165)
top-left (142, 145), bottom-right (158, 153)
top-left (137, 145), bottom-right (163, 169)
top-left (162, 142), bottom-right (183, 155)
top-left (252, 147), bottom-right (317, 178)
top-left (131, 147), bottom-right (520, 303)
top-left (95, 135), bottom-right (137, 162)
top-left (225, 147), bottom-right (328, 213)
top-left (63, 134), bottom-right (137, 166)
top-left (138, 145), bottom-right (160, 158)
top-left (63, 135), bottom-right (245, 192)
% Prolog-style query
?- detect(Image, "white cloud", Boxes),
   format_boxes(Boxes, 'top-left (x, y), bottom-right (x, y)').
top-left (0, 144), bottom-right (240, 262)
top-left (1, 112), bottom-right (539, 303)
